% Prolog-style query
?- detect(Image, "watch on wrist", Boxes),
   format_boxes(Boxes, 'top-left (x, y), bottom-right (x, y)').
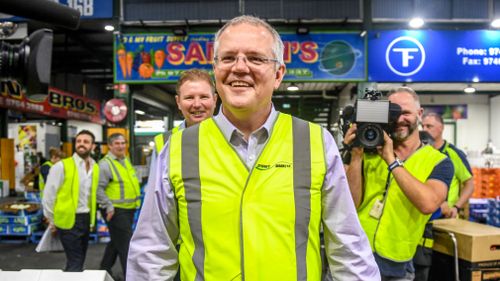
top-left (388, 158), bottom-right (404, 172)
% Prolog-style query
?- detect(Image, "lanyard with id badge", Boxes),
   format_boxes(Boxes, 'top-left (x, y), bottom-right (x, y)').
top-left (369, 157), bottom-right (404, 219)
top-left (368, 172), bottom-right (392, 219)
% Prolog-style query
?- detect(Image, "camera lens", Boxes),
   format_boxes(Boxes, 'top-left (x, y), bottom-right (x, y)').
top-left (356, 123), bottom-right (384, 150)
top-left (364, 128), bottom-right (377, 141)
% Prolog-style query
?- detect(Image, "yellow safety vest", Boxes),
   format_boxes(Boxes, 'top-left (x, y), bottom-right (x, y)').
top-left (38, 161), bottom-right (54, 195)
top-left (169, 113), bottom-right (326, 281)
top-left (357, 145), bottom-right (447, 262)
top-left (440, 141), bottom-right (472, 207)
top-left (154, 126), bottom-right (180, 154)
top-left (101, 156), bottom-right (141, 209)
top-left (53, 157), bottom-right (99, 229)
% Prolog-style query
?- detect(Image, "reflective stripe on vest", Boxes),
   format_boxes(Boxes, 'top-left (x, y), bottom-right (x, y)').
top-left (169, 113), bottom-right (326, 281)
top-left (102, 156), bottom-right (141, 209)
top-left (53, 157), bottom-right (99, 229)
top-left (155, 126), bottom-right (180, 154)
top-left (418, 237), bottom-right (434, 248)
top-left (38, 161), bottom-right (54, 194)
top-left (358, 145), bottom-right (447, 262)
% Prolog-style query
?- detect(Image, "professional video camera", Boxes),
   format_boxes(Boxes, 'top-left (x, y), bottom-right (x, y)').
top-left (339, 89), bottom-right (402, 151)
top-left (0, 0), bottom-right (80, 98)
top-left (0, 29), bottom-right (53, 98)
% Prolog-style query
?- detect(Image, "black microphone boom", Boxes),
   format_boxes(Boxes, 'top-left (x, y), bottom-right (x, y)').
top-left (0, 0), bottom-right (80, 30)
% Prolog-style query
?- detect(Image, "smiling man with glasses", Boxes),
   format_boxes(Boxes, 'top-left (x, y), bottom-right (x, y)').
top-left (127, 15), bottom-right (379, 281)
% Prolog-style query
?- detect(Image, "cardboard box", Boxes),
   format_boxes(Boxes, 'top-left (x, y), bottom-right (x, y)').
top-left (0, 223), bottom-right (41, 236)
top-left (431, 251), bottom-right (500, 281)
top-left (430, 219), bottom-right (500, 281)
top-left (433, 218), bottom-right (500, 262)
top-left (0, 212), bottom-right (42, 225)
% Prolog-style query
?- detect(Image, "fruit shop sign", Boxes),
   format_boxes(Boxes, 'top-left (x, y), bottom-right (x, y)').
top-left (114, 33), bottom-right (366, 83)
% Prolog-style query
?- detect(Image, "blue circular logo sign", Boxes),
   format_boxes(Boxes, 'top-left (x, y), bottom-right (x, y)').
top-left (385, 36), bottom-right (426, 76)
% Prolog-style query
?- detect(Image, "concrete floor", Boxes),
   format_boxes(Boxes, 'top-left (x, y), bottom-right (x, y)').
top-left (0, 196), bottom-right (125, 280)
top-left (0, 242), bottom-right (123, 280)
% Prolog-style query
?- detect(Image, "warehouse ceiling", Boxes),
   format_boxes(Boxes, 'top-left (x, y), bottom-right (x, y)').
top-left (2, 0), bottom-right (499, 103)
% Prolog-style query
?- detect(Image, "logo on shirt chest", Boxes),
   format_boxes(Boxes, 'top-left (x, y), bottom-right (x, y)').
top-left (255, 161), bottom-right (292, 170)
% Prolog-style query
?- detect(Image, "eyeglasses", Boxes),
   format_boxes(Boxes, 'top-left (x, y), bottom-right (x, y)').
top-left (214, 55), bottom-right (279, 69)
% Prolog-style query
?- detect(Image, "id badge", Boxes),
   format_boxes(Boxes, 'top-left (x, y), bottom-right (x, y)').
top-left (369, 199), bottom-right (384, 219)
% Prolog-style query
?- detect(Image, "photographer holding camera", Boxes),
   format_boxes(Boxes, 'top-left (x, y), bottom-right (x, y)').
top-left (343, 87), bottom-right (454, 280)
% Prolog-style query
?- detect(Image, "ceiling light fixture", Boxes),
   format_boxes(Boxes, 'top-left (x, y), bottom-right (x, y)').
top-left (296, 26), bottom-right (309, 35)
top-left (287, 83), bottom-right (299, 91)
top-left (492, 18), bottom-right (500, 28)
top-left (172, 28), bottom-right (187, 36)
top-left (135, 109), bottom-right (145, 115)
top-left (104, 25), bottom-right (115, 32)
top-left (409, 17), bottom-right (425, 28)
top-left (463, 85), bottom-right (476, 94)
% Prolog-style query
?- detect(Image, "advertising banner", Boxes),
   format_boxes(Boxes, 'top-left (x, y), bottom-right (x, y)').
top-left (114, 33), bottom-right (366, 83)
top-left (0, 0), bottom-right (113, 20)
top-left (368, 30), bottom-right (500, 82)
top-left (0, 81), bottom-right (104, 124)
top-left (424, 105), bottom-right (468, 120)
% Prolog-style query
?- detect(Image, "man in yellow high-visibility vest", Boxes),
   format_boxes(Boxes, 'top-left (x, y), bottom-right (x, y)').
top-left (153, 69), bottom-right (218, 155)
top-left (42, 130), bottom-right (99, 272)
top-left (97, 133), bottom-right (141, 279)
top-left (128, 15), bottom-right (379, 281)
top-left (344, 87), bottom-right (454, 280)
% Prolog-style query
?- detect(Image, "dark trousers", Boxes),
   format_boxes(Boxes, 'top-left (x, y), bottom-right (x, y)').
top-left (100, 208), bottom-right (135, 279)
top-left (58, 213), bottom-right (90, 272)
top-left (413, 222), bottom-right (434, 281)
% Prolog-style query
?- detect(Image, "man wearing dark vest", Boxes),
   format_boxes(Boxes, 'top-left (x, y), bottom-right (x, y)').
top-left (97, 133), bottom-right (141, 279)
top-left (39, 147), bottom-right (64, 197)
top-left (42, 130), bottom-right (99, 272)
top-left (128, 15), bottom-right (379, 280)
top-left (343, 87), bottom-right (454, 280)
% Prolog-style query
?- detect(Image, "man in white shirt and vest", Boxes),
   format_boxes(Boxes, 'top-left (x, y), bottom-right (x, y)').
top-left (127, 15), bottom-right (379, 281)
top-left (97, 133), bottom-right (141, 279)
top-left (42, 130), bottom-right (99, 272)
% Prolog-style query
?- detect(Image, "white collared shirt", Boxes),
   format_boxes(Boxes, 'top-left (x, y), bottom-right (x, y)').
top-left (42, 153), bottom-right (96, 224)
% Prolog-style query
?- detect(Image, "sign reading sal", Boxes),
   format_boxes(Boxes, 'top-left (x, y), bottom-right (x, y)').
top-left (368, 30), bottom-right (500, 82)
top-left (114, 33), bottom-right (366, 83)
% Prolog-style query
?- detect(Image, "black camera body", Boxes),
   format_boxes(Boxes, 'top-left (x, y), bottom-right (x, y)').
top-left (340, 90), bottom-right (401, 151)
top-left (0, 29), bottom-right (53, 98)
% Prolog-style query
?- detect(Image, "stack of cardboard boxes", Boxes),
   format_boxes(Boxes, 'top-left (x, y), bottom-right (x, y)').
top-left (431, 219), bottom-right (500, 281)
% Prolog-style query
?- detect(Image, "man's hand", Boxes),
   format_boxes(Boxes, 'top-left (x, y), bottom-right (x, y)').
top-left (48, 223), bottom-right (57, 237)
top-left (441, 202), bottom-right (458, 218)
top-left (106, 210), bottom-right (115, 221)
top-left (377, 131), bottom-right (395, 164)
top-left (344, 124), bottom-right (364, 160)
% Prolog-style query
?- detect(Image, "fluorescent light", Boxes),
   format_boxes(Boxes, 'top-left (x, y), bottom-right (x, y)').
top-left (296, 26), bottom-right (309, 35)
top-left (135, 110), bottom-right (145, 115)
top-left (409, 18), bottom-right (424, 28)
top-left (287, 83), bottom-right (299, 91)
top-left (104, 25), bottom-right (115, 32)
top-left (463, 85), bottom-right (476, 94)
top-left (492, 19), bottom-right (500, 28)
